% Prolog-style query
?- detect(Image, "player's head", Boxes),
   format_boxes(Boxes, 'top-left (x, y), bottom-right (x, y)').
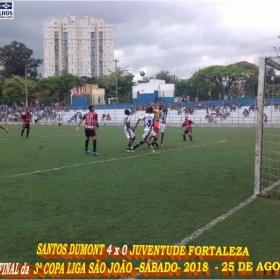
top-left (88, 105), bottom-right (94, 112)
top-left (147, 106), bottom-right (153, 114)
top-left (150, 102), bottom-right (154, 106)
top-left (124, 109), bottom-right (130, 115)
top-left (185, 116), bottom-right (188, 120)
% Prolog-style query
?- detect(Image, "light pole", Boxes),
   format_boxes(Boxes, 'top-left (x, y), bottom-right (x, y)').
top-left (114, 59), bottom-right (119, 102)
top-left (25, 61), bottom-right (28, 107)
top-left (12, 63), bottom-right (28, 107)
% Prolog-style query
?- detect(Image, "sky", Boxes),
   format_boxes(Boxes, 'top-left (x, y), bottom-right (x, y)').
top-left (2, 0), bottom-right (280, 80)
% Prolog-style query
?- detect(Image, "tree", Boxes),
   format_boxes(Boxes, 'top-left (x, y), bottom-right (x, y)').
top-left (36, 72), bottom-right (85, 104)
top-left (2, 76), bottom-right (37, 105)
top-left (236, 61), bottom-right (258, 98)
top-left (0, 41), bottom-right (43, 81)
top-left (155, 70), bottom-right (175, 83)
top-left (96, 68), bottom-right (134, 103)
top-left (187, 62), bottom-right (258, 99)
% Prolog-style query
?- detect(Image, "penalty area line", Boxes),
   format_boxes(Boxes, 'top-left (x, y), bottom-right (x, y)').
top-left (176, 194), bottom-right (257, 246)
top-left (0, 140), bottom-right (226, 179)
top-left (131, 193), bottom-right (257, 279)
top-left (176, 160), bottom-right (280, 249)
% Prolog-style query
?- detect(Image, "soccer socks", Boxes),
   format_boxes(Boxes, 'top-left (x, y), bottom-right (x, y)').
top-left (21, 130), bottom-right (24, 136)
top-left (189, 135), bottom-right (193, 141)
top-left (93, 140), bottom-right (97, 152)
top-left (183, 134), bottom-right (186, 140)
top-left (151, 140), bottom-right (159, 148)
top-left (85, 140), bottom-right (89, 151)
top-left (133, 141), bottom-right (144, 150)
top-left (26, 130), bottom-right (29, 138)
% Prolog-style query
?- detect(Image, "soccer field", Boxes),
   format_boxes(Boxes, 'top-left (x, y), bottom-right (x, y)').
top-left (1, 124), bottom-right (280, 278)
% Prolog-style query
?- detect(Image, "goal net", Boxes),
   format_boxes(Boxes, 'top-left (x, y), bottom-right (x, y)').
top-left (255, 57), bottom-right (280, 198)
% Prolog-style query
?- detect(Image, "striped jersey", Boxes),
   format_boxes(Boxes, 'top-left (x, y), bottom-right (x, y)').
top-left (140, 113), bottom-right (154, 129)
top-left (159, 109), bottom-right (168, 124)
top-left (124, 115), bottom-right (131, 131)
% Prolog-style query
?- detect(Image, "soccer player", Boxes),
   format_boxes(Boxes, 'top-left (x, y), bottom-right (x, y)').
top-left (159, 104), bottom-right (168, 147)
top-left (124, 109), bottom-right (136, 152)
top-left (76, 105), bottom-right (100, 155)
top-left (153, 103), bottom-right (160, 135)
top-left (132, 106), bottom-right (158, 152)
top-left (57, 114), bottom-right (62, 128)
top-left (34, 115), bottom-right (38, 125)
top-left (0, 124), bottom-right (9, 133)
top-left (180, 116), bottom-right (199, 142)
top-left (21, 109), bottom-right (31, 138)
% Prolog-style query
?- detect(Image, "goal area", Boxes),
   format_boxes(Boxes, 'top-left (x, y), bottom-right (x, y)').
top-left (255, 57), bottom-right (280, 198)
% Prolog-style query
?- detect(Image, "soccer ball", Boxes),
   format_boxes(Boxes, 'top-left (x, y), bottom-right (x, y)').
top-left (140, 71), bottom-right (145, 77)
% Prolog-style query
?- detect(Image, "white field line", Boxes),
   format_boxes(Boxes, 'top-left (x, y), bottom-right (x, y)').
top-left (131, 182), bottom-right (280, 278)
top-left (129, 194), bottom-right (258, 279)
top-left (0, 134), bottom-right (81, 141)
top-left (40, 134), bottom-right (81, 137)
top-left (176, 180), bottom-right (280, 245)
top-left (0, 140), bottom-right (226, 179)
top-left (176, 194), bottom-right (257, 245)
top-left (0, 138), bottom-right (18, 141)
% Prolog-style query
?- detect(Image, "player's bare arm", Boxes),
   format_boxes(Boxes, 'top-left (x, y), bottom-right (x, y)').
top-left (76, 119), bottom-right (84, 131)
top-left (133, 118), bottom-right (141, 130)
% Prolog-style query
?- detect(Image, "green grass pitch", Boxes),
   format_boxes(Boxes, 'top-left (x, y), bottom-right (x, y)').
top-left (1, 124), bottom-right (280, 278)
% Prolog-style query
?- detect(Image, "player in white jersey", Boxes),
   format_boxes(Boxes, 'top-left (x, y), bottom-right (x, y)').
top-left (124, 109), bottom-right (136, 152)
top-left (57, 114), bottom-right (62, 128)
top-left (132, 107), bottom-right (158, 153)
top-left (159, 104), bottom-right (168, 147)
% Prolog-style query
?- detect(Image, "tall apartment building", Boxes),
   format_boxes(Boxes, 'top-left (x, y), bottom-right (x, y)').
top-left (44, 15), bottom-right (114, 78)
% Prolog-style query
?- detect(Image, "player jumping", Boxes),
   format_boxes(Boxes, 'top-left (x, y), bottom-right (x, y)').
top-left (159, 103), bottom-right (168, 147)
top-left (124, 109), bottom-right (136, 152)
top-left (132, 107), bottom-right (158, 153)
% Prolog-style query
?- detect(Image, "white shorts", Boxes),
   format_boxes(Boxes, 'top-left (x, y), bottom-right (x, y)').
top-left (142, 128), bottom-right (156, 140)
top-left (159, 123), bottom-right (166, 133)
top-left (124, 128), bottom-right (135, 139)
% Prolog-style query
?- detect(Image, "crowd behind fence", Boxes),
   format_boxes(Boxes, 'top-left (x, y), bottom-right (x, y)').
top-left (1, 100), bottom-right (280, 125)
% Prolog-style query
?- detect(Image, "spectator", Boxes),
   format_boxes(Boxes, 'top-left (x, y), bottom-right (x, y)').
top-left (102, 114), bottom-right (108, 126)
top-left (242, 108), bottom-right (249, 117)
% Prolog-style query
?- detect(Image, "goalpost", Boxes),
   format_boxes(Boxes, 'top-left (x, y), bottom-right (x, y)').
top-left (255, 57), bottom-right (280, 197)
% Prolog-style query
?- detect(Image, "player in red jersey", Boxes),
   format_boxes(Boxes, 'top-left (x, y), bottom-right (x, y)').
top-left (21, 109), bottom-right (32, 138)
top-left (76, 105), bottom-right (100, 155)
top-left (180, 116), bottom-right (199, 142)
top-left (0, 124), bottom-right (9, 133)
